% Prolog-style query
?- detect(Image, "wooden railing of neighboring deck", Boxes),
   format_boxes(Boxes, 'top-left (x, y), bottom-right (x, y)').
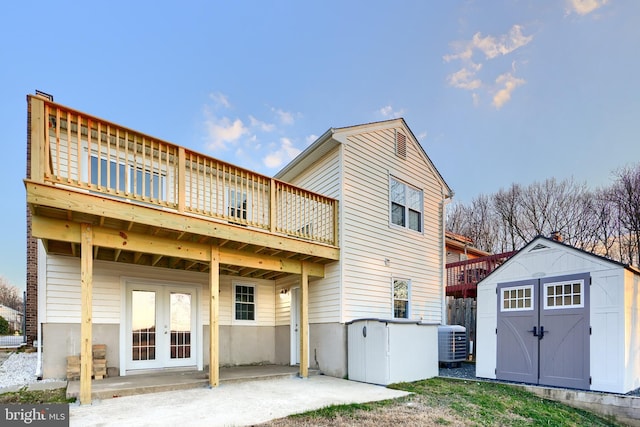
top-left (28, 96), bottom-right (338, 246)
top-left (445, 251), bottom-right (517, 298)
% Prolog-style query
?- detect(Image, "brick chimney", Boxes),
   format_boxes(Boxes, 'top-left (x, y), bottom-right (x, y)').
top-left (550, 231), bottom-right (563, 242)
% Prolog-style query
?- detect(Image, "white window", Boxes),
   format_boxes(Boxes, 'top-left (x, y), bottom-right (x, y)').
top-left (227, 188), bottom-right (250, 221)
top-left (544, 280), bottom-right (584, 309)
top-left (501, 285), bottom-right (534, 312)
top-left (390, 177), bottom-right (423, 232)
top-left (89, 154), bottom-right (166, 200)
top-left (393, 279), bottom-right (410, 319)
top-left (234, 284), bottom-right (255, 321)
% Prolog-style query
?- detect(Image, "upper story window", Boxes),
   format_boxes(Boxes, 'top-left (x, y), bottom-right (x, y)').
top-left (228, 188), bottom-right (248, 220)
top-left (89, 155), bottom-right (166, 200)
top-left (390, 176), bottom-right (423, 232)
top-left (393, 278), bottom-right (410, 319)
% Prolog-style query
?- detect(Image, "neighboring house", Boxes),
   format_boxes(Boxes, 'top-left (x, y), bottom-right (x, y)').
top-left (25, 95), bottom-right (451, 403)
top-left (476, 235), bottom-right (640, 394)
top-left (445, 231), bottom-right (490, 264)
top-left (0, 304), bottom-right (23, 333)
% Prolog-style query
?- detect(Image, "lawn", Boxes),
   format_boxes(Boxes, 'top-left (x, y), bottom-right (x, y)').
top-left (0, 387), bottom-right (73, 404)
top-left (261, 377), bottom-right (622, 426)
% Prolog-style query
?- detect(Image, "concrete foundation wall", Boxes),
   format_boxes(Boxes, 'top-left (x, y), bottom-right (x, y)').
top-left (274, 325), bottom-right (290, 365)
top-left (521, 384), bottom-right (640, 427)
top-left (310, 323), bottom-right (347, 378)
top-left (43, 323), bottom-right (347, 379)
top-left (42, 323), bottom-right (119, 379)
top-left (203, 326), bottom-right (277, 367)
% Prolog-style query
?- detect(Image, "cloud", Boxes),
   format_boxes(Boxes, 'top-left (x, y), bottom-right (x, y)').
top-left (444, 25), bottom-right (532, 108)
top-left (203, 106), bottom-right (248, 151)
top-left (447, 67), bottom-right (482, 90)
top-left (379, 105), bottom-right (406, 118)
top-left (249, 115), bottom-right (276, 132)
top-left (306, 134), bottom-right (318, 145)
top-left (566, 0), bottom-right (609, 15)
top-left (492, 73), bottom-right (525, 109)
top-left (263, 138), bottom-right (301, 169)
top-left (209, 92), bottom-right (231, 109)
top-left (472, 25), bottom-right (533, 60)
top-left (271, 107), bottom-right (295, 125)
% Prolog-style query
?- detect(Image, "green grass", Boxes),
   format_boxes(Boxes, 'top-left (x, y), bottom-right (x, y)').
top-left (0, 387), bottom-right (74, 404)
top-left (268, 377), bottom-right (621, 426)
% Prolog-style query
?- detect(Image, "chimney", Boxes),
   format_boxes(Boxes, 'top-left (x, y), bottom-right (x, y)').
top-left (550, 231), bottom-right (563, 242)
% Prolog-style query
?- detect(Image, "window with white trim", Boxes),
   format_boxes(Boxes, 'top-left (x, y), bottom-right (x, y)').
top-left (393, 279), bottom-right (410, 319)
top-left (227, 188), bottom-right (249, 221)
top-left (501, 285), bottom-right (534, 311)
top-left (544, 280), bottom-right (583, 309)
top-left (234, 284), bottom-right (255, 321)
top-left (390, 177), bottom-right (423, 232)
top-left (89, 154), bottom-right (166, 200)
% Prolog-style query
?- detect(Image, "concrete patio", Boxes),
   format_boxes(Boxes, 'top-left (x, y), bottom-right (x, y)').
top-left (69, 374), bottom-right (410, 426)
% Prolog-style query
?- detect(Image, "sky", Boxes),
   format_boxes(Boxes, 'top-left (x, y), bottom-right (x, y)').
top-left (1, 0), bottom-right (638, 292)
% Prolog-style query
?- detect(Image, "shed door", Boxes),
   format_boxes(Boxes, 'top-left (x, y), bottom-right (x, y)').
top-left (496, 273), bottom-right (590, 389)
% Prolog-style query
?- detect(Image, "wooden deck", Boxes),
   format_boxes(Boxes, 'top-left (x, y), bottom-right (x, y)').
top-left (25, 93), bottom-right (340, 404)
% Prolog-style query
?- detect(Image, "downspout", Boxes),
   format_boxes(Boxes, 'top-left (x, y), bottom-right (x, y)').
top-left (441, 188), bottom-right (453, 326)
top-left (36, 320), bottom-right (42, 379)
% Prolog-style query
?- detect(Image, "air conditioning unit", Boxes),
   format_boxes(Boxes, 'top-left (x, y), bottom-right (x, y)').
top-left (438, 325), bottom-right (467, 367)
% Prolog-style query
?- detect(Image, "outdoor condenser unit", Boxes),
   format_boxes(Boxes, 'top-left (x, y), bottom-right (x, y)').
top-left (438, 325), bottom-right (467, 367)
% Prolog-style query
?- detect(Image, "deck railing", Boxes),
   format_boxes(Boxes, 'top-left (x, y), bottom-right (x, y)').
top-left (30, 96), bottom-right (338, 246)
top-left (445, 251), bottom-right (517, 298)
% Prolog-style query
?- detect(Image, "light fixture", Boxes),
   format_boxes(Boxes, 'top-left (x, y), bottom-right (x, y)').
top-left (280, 288), bottom-right (288, 295)
top-left (384, 258), bottom-right (390, 267)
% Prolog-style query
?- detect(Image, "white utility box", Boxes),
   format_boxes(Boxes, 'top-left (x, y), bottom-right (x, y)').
top-left (347, 318), bottom-right (438, 385)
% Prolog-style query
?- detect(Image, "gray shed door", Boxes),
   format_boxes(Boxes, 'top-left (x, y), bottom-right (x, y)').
top-left (496, 273), bottom-right (590, 389)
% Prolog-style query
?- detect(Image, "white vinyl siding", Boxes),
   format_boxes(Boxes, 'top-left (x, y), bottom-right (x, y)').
top-left (340, 126), bottom-right (444, 323)
top-left (283, 123), bottom-right (446, 324)
top-left (43, 255), bottom-right (276, 327)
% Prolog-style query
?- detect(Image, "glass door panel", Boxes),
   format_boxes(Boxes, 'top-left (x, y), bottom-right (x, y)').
top-left (131, 290), bottom-right (157, 362)
top-left (170, 292), bottom-right (192, 360)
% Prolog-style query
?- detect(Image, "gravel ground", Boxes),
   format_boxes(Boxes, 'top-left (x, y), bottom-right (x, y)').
top-left (0, 352), bottom-right (61, 390)
top-left (438, 362), bottom-right (640, 397)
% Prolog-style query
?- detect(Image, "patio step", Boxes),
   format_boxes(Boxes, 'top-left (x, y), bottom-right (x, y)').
top-left (66, 365), bottom-right (319, 401)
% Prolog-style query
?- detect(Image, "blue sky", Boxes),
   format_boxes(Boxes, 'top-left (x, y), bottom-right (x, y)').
top-left (1, 0), bottom-right (638, 291)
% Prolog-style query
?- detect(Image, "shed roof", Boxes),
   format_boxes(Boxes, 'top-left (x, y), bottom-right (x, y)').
top-left (477, 235), bottom-right (640, 286)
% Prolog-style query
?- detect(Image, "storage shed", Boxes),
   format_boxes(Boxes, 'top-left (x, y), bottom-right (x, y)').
top-left (476, 236), bottom-right (640, 394)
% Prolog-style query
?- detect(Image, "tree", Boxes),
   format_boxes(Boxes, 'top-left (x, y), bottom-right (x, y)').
top-left (446, 166), bottom-right (640, 267)
top-left (0, 316), bottom-right (9, 335)
top-left (0, 277), bottom-right (22, 311)
top-left (609, 164), bottom-right (640, 266)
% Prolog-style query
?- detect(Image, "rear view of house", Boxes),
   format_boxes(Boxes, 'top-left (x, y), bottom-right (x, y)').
top-left (25, 94), bottom-right (450, 403)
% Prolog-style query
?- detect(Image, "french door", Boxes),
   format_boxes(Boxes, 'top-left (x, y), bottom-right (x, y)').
top-left (126, 283), bottom-right (197, 370)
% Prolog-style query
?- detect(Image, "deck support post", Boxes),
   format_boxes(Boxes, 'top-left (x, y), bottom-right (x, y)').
top-left (300, 261), bottom-right (309, 378)
top-left (79, 223), bottom-right (93, 405)
top-left (209, 245), bottom-right (220, 387)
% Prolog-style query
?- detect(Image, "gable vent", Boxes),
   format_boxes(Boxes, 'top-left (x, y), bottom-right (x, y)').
top-left (395, 131), bottom-right (407, 159)
top-left (529, 243), bottom-right (549, 251)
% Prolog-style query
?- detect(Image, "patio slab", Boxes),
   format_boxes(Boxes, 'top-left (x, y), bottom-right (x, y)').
top-left (69, 374), bottom-right (409, 426)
